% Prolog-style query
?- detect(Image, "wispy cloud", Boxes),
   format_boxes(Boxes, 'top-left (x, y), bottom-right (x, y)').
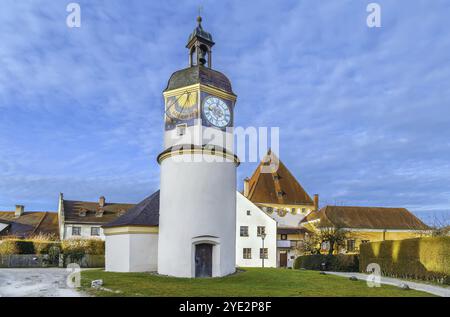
top-left (0, 0), bottom-right (449, 224)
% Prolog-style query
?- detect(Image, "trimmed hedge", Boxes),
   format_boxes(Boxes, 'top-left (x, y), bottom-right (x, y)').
top-left (0, 240), bottom-right (59, 255)
top-left (61, 238), bottom-right (104, 256)
top-left (0, 238), bottom-right (104, 256)
top-left (359, 237), bottom-right (450, 284)
top-left (294, 254), bottom-right (359, 272)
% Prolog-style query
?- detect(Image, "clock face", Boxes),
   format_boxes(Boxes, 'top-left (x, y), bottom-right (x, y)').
top-left (202, 96), bottom-right (231, 128)
top-left (165, 91), bottom-right (198, 121)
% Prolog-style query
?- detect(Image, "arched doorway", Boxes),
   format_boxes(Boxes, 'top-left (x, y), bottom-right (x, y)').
top-left (195, 243), bottom-right (213, 277)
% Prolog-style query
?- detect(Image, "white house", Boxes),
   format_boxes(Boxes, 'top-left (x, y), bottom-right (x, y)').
top-left (235, 192), bottom-right (277, 268)
top-left (242, 150), bottom-right (319, 267)
top-left (57, 193), bottom-right (134, 240)
top-left (103, 190), bottom-right (278, 273)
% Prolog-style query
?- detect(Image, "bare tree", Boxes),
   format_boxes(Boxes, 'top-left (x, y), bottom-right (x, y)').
top-left (429, 213), bottom-right (450, 237)
top-left (297, 233), bottom-right (321, 255)
top-left (317, 227), bottom-right (349, 255)
top-left (297, 227), bottom-right (349, 255)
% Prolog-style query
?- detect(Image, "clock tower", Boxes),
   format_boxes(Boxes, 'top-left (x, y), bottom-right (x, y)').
top-left (157, 16), bottom-right (238, 278)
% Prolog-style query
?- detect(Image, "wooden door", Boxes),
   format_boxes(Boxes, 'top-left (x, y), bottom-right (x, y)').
top-left (280, 252), bottom-right (288, 267)
top-left (195, 243), bottom-right (213, 277)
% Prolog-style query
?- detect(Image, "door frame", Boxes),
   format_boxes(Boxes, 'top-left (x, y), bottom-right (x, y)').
top-left (279, 251), bottom-right (288, 268)
top-left (191, 236), bottom-right (220, 278)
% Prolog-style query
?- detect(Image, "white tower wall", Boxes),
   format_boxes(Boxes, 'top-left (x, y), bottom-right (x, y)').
top-left (158, 154), bottom-right (236, 277)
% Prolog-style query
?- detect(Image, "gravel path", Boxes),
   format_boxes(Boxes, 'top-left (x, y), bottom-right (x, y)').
top-left (326, 271), bottom-right (450, 297)
top-left (0, 268), bottom-right (86, 297)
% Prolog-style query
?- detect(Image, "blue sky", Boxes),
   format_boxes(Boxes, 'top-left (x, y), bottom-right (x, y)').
top-left (1, 0), bottom-right (449, 225)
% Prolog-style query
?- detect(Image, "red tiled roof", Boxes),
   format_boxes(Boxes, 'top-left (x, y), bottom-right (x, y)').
top-left (246, 150), bottom-right (313, 206)
top-left (301, 206), bottom-right (429, 230)
top-left (0, 211), bottom-right (59, 238)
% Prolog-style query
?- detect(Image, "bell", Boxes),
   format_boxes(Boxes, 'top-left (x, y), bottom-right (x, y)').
top-left (198, 48), bottom-right (207, 66)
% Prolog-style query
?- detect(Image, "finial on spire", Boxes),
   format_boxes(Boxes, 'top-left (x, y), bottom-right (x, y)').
top-left (197, 5), bottom-right (203, 27)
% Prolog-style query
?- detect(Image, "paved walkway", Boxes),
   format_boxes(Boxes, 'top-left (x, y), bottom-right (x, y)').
top-left (0, 268), bottom-right (86, 297)
top-left (326, 271), bottom-right (450, 297)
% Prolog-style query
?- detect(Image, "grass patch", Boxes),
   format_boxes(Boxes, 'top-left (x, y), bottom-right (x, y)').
top-left (81, 268), bottom-right (433, 297)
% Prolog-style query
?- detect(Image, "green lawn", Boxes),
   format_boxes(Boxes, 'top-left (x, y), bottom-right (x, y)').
top-left (80, 268), bottom-right (433, 297)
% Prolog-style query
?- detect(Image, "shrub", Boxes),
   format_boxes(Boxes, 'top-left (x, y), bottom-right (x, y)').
top-left (0, 239), bottom-right (60, 255)
top-left (294, 254), bottom-right (359, 272)
top-left (61, 238), bottom-right (104, 255)
top-left (359, 237), bottom-right (450, 284)
top-left (0, 240), bottom-right (20, 255)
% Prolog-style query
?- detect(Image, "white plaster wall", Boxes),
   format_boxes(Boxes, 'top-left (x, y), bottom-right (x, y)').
top-left (235, 193), bottom-right (277, 268)
top-left (0, 222), bottom-right (9, 233)
top-left (105, 234), bottom-right (131, 272)
top-left (267, 209), bottom-right (311, 227)
top-left (129, 233), bottom-right (158, 272)
top-left (158, 154), bottom-right (236, 277)
top-left (277, 249), bottom-right (299, 268)
top-left (164, 117), bottom-right (234, 152)
top-left (105, 233), bottom-right (158, 272)
top-left (64, 224), bottom-right (105, 240)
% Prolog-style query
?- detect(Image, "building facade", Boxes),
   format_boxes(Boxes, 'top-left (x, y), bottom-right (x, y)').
top-left (243, 150), bottom-right (318, 267)
top-left (58, 193), bottom-right (134, 240)
top-left (235, 192), bottom-right (277, 268)
top-left (301, 205), bottom-right (430, 253)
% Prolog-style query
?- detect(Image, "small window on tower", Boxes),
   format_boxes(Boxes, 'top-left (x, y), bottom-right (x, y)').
top-left (176, 124), bottom-right (187, 136)
top-left (246, 210), bottom-right (251, 216)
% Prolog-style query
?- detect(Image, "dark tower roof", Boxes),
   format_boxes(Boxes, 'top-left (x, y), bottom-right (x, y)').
top-left (103, 191), bottom-right (159, 228)
top-left (186, 16), bottom-right (214, 47)
top-left (164, 15), bottom-right (234, 94)
top-left (165, 65), bottom-right (234, 94)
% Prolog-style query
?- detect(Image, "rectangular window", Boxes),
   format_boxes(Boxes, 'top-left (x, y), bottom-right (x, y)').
top-left (347, 239), bottom-right (356, 252)
top-left (91, 227), bottom-right (100, 236)
top-left (257, 226), bottom-right (266, 237)
top-left (176, 124), bottom-right (187, 136)
top-left (72, 226), bottom-right (81, 236)
top-left (281, 234), bottom-right (287, 240)
top-left (240, 226), bottom-right (249, 237)
top-left (243, 248), bottom-right (251, 259)
top-left (259, 248), bottom-right (268, 259)
top-left (246, 210), bottom-right (251, 216)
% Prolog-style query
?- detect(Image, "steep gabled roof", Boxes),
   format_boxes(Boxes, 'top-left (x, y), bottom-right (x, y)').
top-left (103, 191), bottom-right (159, 228)
top-left (246, 150), bottom-right (314, 206)
top-left (301, 206), bottom-right (430, 230)
top-left (0, 211), bottom-right (58, 237)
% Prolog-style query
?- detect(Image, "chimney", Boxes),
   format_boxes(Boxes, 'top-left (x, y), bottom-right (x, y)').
top-left (99, 196), bottom-right (106, 208)
top-left (15, 205), bottom-right (25, 218)
top-left (313, 194), bottom-right (319, 211)
top-left (243, 178), bottom-right (250, 197)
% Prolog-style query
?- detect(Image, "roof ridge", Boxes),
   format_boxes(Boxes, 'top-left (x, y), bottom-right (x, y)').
top-left (31, 212), bottom-right (48, 235)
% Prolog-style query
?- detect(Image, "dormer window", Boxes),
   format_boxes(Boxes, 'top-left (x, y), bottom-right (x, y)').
top-left (78, 208), bottom-right (87, 217)
top-left (96, 208), bottom-right (104, 218)
top-left (277, 191), bottom-right (285, 198)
